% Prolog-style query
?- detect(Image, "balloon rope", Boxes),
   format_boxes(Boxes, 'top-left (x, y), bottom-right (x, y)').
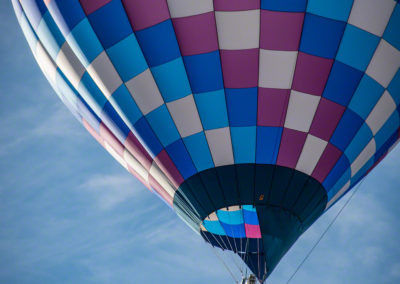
top-left (286, 177), bottom-right (366, 284)
top-left (202, 233), bottom-right (239, 283)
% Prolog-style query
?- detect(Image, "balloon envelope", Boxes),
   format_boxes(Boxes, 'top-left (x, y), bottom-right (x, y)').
top-left (13, 0), bottom-right (400, 281)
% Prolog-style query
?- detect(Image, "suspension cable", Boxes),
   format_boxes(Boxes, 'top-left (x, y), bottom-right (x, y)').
top-left (286, 177), bottom-right (366, 284)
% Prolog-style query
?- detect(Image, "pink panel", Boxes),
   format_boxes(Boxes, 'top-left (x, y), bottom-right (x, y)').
top-left (309, 98), bottom-right (345, 141)
top-left (214, 0), bottom-right (260, 11)
top-left (122, 0), bottom-right (170, 31)
top-left (245, 224), bottom-right (261, 239)
top-left (82, 119), bottom-right (104, 146)
top-left (99, 122), bottom-right (124, 156)
top-left (257, 88), bottom-right (290, 127)
top-left (276, 128), bottom-right (307, 168)
top-left (149, 175), bottom-right (173, 207)
top-left (292, 52), bottom-right (333, 96)
top-left (260, 10), bottom-right (304, 51)
top-left (124, 131), bottom-right (153, 170)
top-left (127, 165), bottom-right (151, 191)
top-left (79, 0), bottom-right (112, 15)
top-left (154, 150), bottom-right (184, 188)
top-left (220, 49), bottom-right (259, 88)
top-left (311, 143), bottom-right (342, 183)
top-left (172, 12), bottom-right (218, 56)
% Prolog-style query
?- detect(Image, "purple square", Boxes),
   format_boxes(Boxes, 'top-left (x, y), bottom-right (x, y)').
top-left (312, 143), bottom-right (342, 183)
top-left (214, 0), bottom-right (260, 11)
top-left (260, 10), bottom-right (304, 51)
top-left (292, 52), bottom-right (333, 96)
top-left (122, 0), bottom-right (170, 31)
top-left (220, 49), bottom-right (259, 88)
top-left (277, 128), bottom-right (307, 169)
top-left (154, 150), bottom-right (184, 188)
top-left (309, 98), bottom-right (345, 141)
top-left (257, 88), bottom-right (290, 127)
top-left (80, 0), bottom-right (112, 15)
top-left (172, 12), bottom-right (219, 56)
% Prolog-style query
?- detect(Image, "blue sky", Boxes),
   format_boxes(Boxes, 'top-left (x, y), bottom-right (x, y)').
top-left (1, 1), bottom-right (400, 283)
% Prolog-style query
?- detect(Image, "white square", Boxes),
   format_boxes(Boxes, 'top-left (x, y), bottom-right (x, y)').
top-left (348, 0), bottom-right (395, 36)
top-left (205, 127), bottom-right (234, 166)
top-left (56, 42), bottom-right (85, 89)
top-left (167, 0), bottom-right (213, 18)
top-left (350, 139), bottom-right (376, 177)
top-left (35, 42), bottom-right (57, 85)
top-left (87, 51), bottom-right (122, 99)
top-left (259, 50), bottom-right (298, 89)
top-left (284, 90), bottom-right (321, 132)
top-left (215, 10), bottom-right (260, 50)
top-left (366, 40), bottom-right (400, 88)
top-left (296, 134), bottom-right (328, 175)
top-left (167, 94), bottom-right (203, 137)
top-left (366, 91), bottom-right (397, 135)
top-left (126, 69), bottom-right (164, 115)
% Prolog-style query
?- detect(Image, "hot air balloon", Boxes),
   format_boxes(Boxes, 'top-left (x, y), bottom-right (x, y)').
top-left (12, 0), bottom-right (400, 282)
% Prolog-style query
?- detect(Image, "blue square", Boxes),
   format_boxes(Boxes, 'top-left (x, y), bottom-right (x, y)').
top-left (183, 51), bottom-right (224, 93)
top-left (344, 123), bottom-right (373, 163)
top-left (100, 101), bottom-right (130, 142)
top-left (88, 0), bottom-right (133, 49)
top-left (36, 11), bottom-right (65, 59)
top-left (348, 75), bottom-right (384, 119)
top-left (20, 0), bottom-right (47, 28)
top-left (135, 19), bottom-right (181, 67)
top-left (151, 57), bottom-right (191, 102)
top-left (67, 18), bottom-right (103, 67)
top-left (323, 61), bottom-right (363, 106)
top-left (47, 0), bottom-right (85, 35)
top-left (375, 112), bottom-right (399, 151)
top-left (261, 0), bottom-right (307, 12)
top-left (76, 98), bottom-right (101, 133)
top-left (78, 72), bottom-right (108, 114)
top-left (166, 139), bottom-right (197, 179)
top-left (231, 127), bottom-right (256, 163)
top-left (388, 69), bottom-right (400, 106)
top-left (330, 109), bottom-right (364, 151)
top-left (109, 85), bottom-right (143, 128)
top-left (226, 88), bottom-right (258, 127)
top-left (107, 34), bottom-right (148, 82)
top-left (300, 13), bottom-right (346, 59)
top-left (145, 105), bottom-right (180, 147)
top-left (327, 166), bottom-right (351, 199)
top-left (307, 0), bottom-right (353, 22)
top-left (256, 127), bottom-right (283, 164)
top-left (194, 90), bottom-right (229, 130)
top-left (183, 132), bottom-right (214, 172)
top-left (134, 117), bottom-right (163, 157)
top-left (383, 4), bottom-right (400, 50)
top-left (323, 155), bottom-right (350, 191)
top-left (336, 24), bottom-right (380, 71)
top-left (375, 131), bottom-right (398, 163)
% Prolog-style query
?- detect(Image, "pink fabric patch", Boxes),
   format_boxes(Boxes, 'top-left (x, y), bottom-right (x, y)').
top-left (257, 88), bottom-right (290, 127)
top-left (214, 0), bottom-right (260, 11)
top-left (82, 119), bottom-right (104, 147)
top-left (292, 52), bottom-right (333, 96)
top-left (245, 224), bottom-right (261, 238)
top-left (260, 10), bottom-right (304, 51)
top-left (122, 0), bottom-right (170, 31)
top-left (154, 150), bottom-right (184, 188)
top-left (124, 132), bottom-right (153, 170)
top-left (79, 0), bottom-right (112, 15)
top-left (277, 128), bottom-right (307, 168)
top-left (220, 49), bottom-right (259, 88)
top-left (99, 122), bottom-right (124, 156)
top-left (309, 98), bottom-right (345, 140)
top-left (312, 143), bottom-right (342, 183)
top-left (172, 12), bottom-right (218, 56)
